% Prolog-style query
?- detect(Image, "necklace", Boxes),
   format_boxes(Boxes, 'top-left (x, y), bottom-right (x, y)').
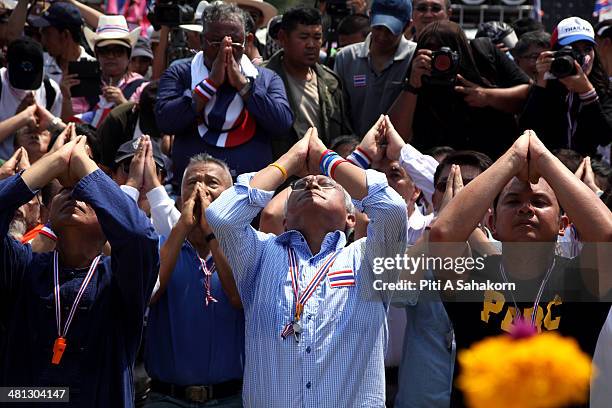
top-left (498, 257), bottom-right (557, 326)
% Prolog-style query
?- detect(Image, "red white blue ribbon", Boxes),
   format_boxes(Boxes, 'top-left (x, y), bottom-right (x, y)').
top-left (281, 246), bottom-right (341, 340)
top-left (186, 241), bottom-right (218, 307)
top-left (53, 251), bottom-right (101, 339)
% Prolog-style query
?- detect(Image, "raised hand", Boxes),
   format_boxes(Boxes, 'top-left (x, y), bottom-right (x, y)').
top-left (384, 115), bottom-right (407, 162)
top-left (126, 136), bottom-right (147, 190)
top-left (47, 122), bottom-right (77, 155)
top-left (535, 51), bottom-right (554, 88)
top-left (439, 164), bottom-right (464, 213)
top-left (142, 136), bottom-right (162, 193)
top-left (575, 157), bottom-right (601, 194)
top-left (66, 136), bottom-right (97, 185)
top-left (225, 39), bottom-right (247, 90)
top-left (15, 92), bottom-right (35, 115)
top-left (306, 128), bottom-right (328, 176)
top-left (409, 49), bottom-right (432, 89)
top-left (559, 61), bottom-right (595, 94)
top-left (0, 148), bottom-right (26, 180)
top-left (102, 86), bottom-right (128, 105)
top-left (17, 147), bottom-right (30, 171)
top-left (197, 186), bottom-right (213, 235)
top-left (526, 130), bottom-right (550, 184)
top-left (509, 130), bottom-right (530, 182)
top-left (208, 38), bottom-right (227, 87)
top-left (178, 183), bottom-right (200, 232)
top-left (358, 115), bottom-right (386, 166)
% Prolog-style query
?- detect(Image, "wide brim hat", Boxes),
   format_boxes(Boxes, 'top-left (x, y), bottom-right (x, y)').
top-left (84, 15), bottom-right (140, 52)
top-left (227, 0), bottom-right (277, 28)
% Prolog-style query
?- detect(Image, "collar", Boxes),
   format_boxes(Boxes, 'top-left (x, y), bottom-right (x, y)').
top-left (358, 33), bottom-right (415, 61)
top-left (275, 229), bottom-right (346, 254)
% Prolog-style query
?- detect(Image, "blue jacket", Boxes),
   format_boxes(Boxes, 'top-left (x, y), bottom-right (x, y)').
top-left (0, 170), bottom-right (159, 407)
top-left (155, 62), bottom-right (293, 187)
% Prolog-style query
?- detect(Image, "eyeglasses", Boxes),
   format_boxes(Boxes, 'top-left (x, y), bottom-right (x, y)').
top-left (291, 176), bottom-right (337, 191)
top-left (203, 37), bottom-right (245, 52)
top-left (96, 45), bottom-right (129, 57)
top-left (415, 3), bottom-right (445, 13)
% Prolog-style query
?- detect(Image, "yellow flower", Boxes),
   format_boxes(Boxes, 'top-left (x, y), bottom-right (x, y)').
top-left (457, 332), bottom-right (593, 408)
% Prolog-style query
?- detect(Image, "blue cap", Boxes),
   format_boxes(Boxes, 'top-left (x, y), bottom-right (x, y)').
top-left (370, 0), bottom-right (412, 36)
top-left (29, 3), bottom-right (83, 28)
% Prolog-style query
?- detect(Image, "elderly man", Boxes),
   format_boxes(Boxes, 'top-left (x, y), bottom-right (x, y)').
top-left (156, 2), bottom-right (292, 193)
top-left (0, 135), bottom-right (159, 406)
top-left (206, 126), bottom-right (408, 407)
top-left (145, 154), bottom-right (244, 407)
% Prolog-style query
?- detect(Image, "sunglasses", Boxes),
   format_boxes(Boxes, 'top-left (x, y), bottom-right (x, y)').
top-left (96, 45), bottom-right (129, 57)
top-left (415, 4), bottom-right (444, 13)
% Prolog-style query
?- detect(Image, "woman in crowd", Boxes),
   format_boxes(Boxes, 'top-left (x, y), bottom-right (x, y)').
top-left (520, 17), bottom-right (612, 156)
top-left (389, 20), bottom-right (530, 160)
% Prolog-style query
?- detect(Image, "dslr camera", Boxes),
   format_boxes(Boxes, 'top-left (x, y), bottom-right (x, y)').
top-left (424, 47), bottom-right (460, 87)
top-left (149, 0), bottom-right (195, 28)
top-left (550, 46), bottom-right (584, 79)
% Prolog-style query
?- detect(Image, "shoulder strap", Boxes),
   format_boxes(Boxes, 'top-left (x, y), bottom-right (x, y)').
top-left (43, 78), bottom-right (56, 110)
top-left (122, 78), bottom-right (146, 100)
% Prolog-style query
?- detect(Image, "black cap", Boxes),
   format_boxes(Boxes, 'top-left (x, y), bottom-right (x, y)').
top-left (7, 38), bottom-right (43, 90)
top-left (115, 138), bottom-right (166, 170)
top-left (29, 3), bottom-right (83, 28)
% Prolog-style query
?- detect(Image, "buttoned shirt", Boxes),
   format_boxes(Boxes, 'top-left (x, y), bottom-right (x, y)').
top-left (206, 170), bottom-right (407, 407)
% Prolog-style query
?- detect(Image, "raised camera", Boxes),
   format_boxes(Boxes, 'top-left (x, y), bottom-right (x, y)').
top-left (550, 46), bottom-right (584, 79)
top-left (423, 47), bottom-right (460, 87)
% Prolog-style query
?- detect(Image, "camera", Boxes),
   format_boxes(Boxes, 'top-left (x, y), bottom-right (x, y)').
top-left (550, 46), bottom-right (584, 79)
top-left (424, 47), bottom-right (460, 87)
top-left (325, 0), bottom-right (351, 19)
top-left (148, 0), bottom-right (195, 29)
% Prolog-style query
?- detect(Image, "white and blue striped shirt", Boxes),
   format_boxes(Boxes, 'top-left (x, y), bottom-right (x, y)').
top-left (206, 170), bottom-right (408, 407)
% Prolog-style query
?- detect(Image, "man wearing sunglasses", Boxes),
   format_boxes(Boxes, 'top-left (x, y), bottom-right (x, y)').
top-left (411, 0), bottom-right (451, 40)
top-left (206, 127), bottom-right (408, 406)
top-left (156, 1), bottom-right (293, 195)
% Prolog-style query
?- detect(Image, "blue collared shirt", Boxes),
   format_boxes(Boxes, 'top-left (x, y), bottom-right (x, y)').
top-left (145, 240), bottom-right (245, 386)
top-left (0, 170), bottom-right (159, 407)
top-left (206, 170), bottom-right (407, 407)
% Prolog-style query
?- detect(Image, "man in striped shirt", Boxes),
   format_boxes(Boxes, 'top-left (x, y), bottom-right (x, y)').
top-left (207, 127), bottom-right (408, 407)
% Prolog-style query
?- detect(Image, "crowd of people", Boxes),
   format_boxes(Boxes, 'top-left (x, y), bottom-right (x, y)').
top-left (0, 0), bottom-right (611, 407)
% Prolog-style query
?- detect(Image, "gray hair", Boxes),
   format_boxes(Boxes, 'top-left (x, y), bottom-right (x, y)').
top-left (182, 153), bottom-right (233, 189)
top-left (201, 2), bottom-right (246, 35)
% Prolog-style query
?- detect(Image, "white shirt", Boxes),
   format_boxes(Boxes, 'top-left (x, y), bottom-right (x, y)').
top-left (0, 67), bottom-right (62, 160)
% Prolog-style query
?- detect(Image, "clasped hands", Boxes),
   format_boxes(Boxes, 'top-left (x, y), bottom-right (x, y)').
top-left (280, 115), bottom-right (408, 179)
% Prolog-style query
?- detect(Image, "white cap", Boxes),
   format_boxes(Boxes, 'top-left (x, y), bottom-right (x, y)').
top-left (555, 17), bottom-right (595, 46)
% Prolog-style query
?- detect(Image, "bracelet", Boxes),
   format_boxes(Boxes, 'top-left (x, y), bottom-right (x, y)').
top-left (268, 162), bottom-right (288, 181)
top-left (204, 232), bottom-right (216, 243)
top-left (320, 150), bottom-right (347, 178)
top-left (194, 78), bottom-right (218, 101)
top-left (346, 147), bottom-right (371, 169)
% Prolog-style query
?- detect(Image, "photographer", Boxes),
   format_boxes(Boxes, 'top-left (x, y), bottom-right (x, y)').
top-left (520, 17), bottom-right (612, 156)
top-left (512, 30), bottom-right (551, 81)
top-left (388, 21), bottom-right (530, 159)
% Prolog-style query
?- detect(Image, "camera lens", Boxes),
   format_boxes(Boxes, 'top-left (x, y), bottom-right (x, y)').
top-left (433, 55), bottom-right (452, 72)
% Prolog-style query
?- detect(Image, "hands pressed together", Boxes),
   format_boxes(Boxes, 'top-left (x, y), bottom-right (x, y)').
top-left (208, 37), bottom-right (248, 91)
top-left (178, 181), bottom-right (213, 236)
top-left (279, 115), bottom-right (408, 180)
top-left (125, 135), bottom-right (162, 193)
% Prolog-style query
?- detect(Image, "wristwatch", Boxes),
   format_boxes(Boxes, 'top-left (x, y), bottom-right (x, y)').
top-left (402, 78), bottom-right (420, 95)
top-left (239, 78), bottom-right (252, 97)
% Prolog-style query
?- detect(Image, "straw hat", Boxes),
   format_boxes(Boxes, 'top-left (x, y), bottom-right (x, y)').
top-left (84, 15), bottom-right (140, 51)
